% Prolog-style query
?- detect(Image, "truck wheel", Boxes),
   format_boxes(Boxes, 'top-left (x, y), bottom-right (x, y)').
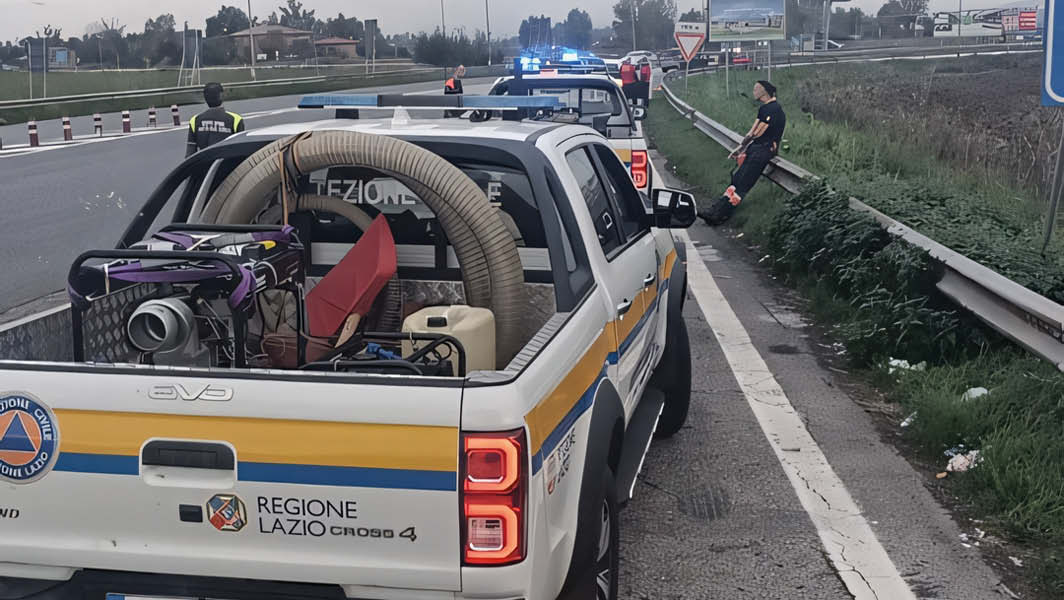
top-left (596, 468), bottom-right (620, 600)
top-left (652, 311), bottom-right (692, 439)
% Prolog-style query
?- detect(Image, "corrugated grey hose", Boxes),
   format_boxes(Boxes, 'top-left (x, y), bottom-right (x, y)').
top-left (202, 130), bottom-right (525, 368)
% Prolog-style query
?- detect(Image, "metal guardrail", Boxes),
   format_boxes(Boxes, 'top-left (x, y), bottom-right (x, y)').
top-left (0, 66), bottom-right (447, 110)
top-left (659, 73), bottom-right (1064, 370)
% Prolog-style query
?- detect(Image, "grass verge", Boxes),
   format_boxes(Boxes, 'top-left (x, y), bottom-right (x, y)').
top-left (676, 58), bottom-right (1064, 304)
top-left (647, 96), bottom-right (1064, 597)
top-left (0, 69), bottom-right (446, 125)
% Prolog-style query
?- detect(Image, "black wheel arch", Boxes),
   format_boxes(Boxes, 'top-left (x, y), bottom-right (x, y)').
top-left (560, 377), bottom-right (624, 595)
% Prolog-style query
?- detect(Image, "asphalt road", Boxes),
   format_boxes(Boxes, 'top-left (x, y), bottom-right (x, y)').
top-left (615, 156), bottom-right (1010, 599)
top-left (0, 77), bottom-right (494, 313)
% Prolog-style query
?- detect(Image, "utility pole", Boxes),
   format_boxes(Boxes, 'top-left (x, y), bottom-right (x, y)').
top-left (42, 34), bottom-right (47, 98)
top-left (25, 39), bottom-right (32, 100)
top-left (485, 0), bottom-right (491, 66)
top-left (958, 0), bottom-right (963, 40)
top-left (246, 0), bottom-right (257, 80)
top-left (441, 0), bottom-right (446, 38)
top-left (631, 0), bottom-right (637, 51)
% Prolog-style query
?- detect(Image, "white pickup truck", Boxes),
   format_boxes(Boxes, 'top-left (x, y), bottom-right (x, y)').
top-left (0, 95), bottom-right (696, 600)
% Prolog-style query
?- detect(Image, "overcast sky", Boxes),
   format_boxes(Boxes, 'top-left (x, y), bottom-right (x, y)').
top-left (0, 0), bottom-right (1024, 43)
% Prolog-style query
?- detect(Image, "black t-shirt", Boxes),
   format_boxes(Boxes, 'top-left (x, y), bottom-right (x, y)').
top-left (753, 100), bottom-right (786, 149)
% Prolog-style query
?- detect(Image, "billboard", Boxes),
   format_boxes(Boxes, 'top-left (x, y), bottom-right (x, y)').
top-left (933, 8), bottom-right (1003, 37)
top-left (709, 0), bottom-right (786, 41)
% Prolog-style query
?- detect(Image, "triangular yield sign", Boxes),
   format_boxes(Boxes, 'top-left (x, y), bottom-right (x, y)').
top-left (0, 414), bottom-right (36, 452)
top-left (674, 32), bottom-right (706, 63)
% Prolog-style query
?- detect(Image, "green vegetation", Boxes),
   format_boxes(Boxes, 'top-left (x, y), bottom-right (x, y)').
top-left (0, 68), bottom-right (446, 125)
top-left (646, 63), bottom-right (1064, 597)
top-left (0, 64), bottom-right (419, 102)
top-left (677, 58), bottom-right (1064, 303)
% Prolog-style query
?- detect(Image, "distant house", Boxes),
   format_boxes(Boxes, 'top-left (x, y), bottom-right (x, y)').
top-left (315, 37), bottom-right (359, 59)
top-left (227, 24), bottom-right (312, 56)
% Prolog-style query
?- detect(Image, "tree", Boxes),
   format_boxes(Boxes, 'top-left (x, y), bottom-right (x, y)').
top-left (206, 6), bottom-right (249, 37)
top-left (519, 15), bottom-right (552, 49)
top-left (877, 0), bottom-right (911, 38)
top-left (324, 12), bottom-right (363, 40)
top-left (612, 0), bottom-right (677, 50)
top-left (279, 0), bottom-right (316, 32)
top-left (413, 29), bottom-right (499, 67)
top-left (267, 12), bottom-right (280, 25)
top-left (562, 9), bottom-right (593, 49)
top-left (679, 8), bottom-right (703, 22)
top-left (141, 14), bottom-right (180, 66)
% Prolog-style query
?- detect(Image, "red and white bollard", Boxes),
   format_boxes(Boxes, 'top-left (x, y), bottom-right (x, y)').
top-left (62, 116), bottom-right (73, 141)
top-left (148, 106), bottom-right (157, 128)
top-left (122, 110), bottom-right (131, 134)
top-left (28, 120), bottom-right (39, 147)
top-left (171, 105), bottom-right (180, 126)
top-left (93, 113), bottom-right (102, 136)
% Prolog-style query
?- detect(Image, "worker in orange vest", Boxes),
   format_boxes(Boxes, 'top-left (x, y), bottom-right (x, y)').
top-left (444, 65), bottom-right (466, 95)
top-left (444, 65), bottom-right (465, 118)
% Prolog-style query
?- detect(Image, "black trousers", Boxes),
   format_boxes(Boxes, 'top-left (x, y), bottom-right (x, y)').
top-left (730, 144), bottom-right (775, 198)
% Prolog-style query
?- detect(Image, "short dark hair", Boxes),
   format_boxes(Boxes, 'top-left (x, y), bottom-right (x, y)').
top-left (756, 80), bottom-right (777, 97)
top-left (204, 82), bottom-right (224, 107)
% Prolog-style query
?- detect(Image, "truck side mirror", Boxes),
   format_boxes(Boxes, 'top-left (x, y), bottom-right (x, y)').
top-left (652, 188), bottom-right (697, 229)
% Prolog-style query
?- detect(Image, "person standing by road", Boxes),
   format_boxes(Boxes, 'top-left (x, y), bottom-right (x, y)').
top-left (700, 80), bottom-right (786, 226)
top-left (186, 82), bottom-right (245, 157)
top-left (444, 64), bottom-right (466, 95)
top-left (443, 65), bottom-right (466, 118)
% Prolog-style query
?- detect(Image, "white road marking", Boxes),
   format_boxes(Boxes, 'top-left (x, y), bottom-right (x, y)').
top-left (677, 229), bottom-right (916, 600)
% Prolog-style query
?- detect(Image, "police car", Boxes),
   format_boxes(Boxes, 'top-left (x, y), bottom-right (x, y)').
top-left (0, 94), bottom-right (696, 600)
top-left (488, 71), bottom-right (664, 195)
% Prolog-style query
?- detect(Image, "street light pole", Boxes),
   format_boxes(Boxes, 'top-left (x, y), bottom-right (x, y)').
top-left (441, 0), bottom-right (447, 38)
top-left (25, 39), bottom-right (32, 100)
top-left (631, 0), bottom-right (637, 51)
top-left (246, 0), bottom-right (257, 80)
top-left (485, 0), bottom-right (491, 66)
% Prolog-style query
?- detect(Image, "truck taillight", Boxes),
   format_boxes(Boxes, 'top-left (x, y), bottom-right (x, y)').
top-left (461, 429), bottom-right (526, 565)
top-left (640, 63), bottom-right (651, 82)
top-left (631, 150), bottom-right (649, 189)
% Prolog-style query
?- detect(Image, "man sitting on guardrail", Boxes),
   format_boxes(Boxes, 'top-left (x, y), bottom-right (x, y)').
top-left (700, 79), bottom-right (786, 226)
top-left (186, 83), bottom-right (245, 157)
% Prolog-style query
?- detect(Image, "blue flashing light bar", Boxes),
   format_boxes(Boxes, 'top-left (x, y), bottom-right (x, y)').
top-left (298, 94), bottom-right (564, 111)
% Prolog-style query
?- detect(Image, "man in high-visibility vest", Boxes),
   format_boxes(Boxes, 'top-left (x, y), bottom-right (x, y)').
top-left (186, 82), bottom-right (245, 157)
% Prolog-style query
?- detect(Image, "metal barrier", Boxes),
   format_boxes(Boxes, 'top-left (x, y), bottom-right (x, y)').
top-left (659, 73), bottom-right (1064, 370)
top-left (0, 65), bottom-right (455, 111)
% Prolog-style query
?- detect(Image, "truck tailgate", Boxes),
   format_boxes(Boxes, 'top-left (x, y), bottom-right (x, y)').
top-left (0, 367), bottom-right (462, 591)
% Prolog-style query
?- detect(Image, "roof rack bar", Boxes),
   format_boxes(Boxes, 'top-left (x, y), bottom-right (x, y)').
top-left (298, 94), bottom-right (564, 112)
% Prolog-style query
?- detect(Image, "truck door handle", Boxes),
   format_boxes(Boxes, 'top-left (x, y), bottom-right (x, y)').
top-left (141, 440), bottom-right (235, 471)
top-left (617, 299), bottom-right (633, 317)
top-left (643, 273), bottom-right (656, 287)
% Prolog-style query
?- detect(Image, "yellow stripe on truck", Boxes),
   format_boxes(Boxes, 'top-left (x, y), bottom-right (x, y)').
top-left (54, 409), bottom-right (458, 472)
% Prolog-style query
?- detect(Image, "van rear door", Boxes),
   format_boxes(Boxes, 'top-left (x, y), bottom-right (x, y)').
top-left (0, 366), bottom-right (463, 592)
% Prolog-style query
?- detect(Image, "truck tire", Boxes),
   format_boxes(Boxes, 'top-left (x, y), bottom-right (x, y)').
top-left (651, 309), bottom-right (692, 439)
top-left (595, 467), bottom-right (620, 600)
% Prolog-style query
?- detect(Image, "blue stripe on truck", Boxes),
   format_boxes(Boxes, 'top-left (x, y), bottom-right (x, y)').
top-left (52, 453), bottom-right (456, 491)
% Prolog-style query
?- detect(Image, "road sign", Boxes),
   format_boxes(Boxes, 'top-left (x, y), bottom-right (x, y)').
top-left (1045, 0), bottom-right (1064, 105)
top-left (674, 22), bottom-right (707, 63)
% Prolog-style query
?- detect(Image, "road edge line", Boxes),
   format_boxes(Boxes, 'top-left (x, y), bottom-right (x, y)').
top-left (677, 229), bottom-right (916, 600)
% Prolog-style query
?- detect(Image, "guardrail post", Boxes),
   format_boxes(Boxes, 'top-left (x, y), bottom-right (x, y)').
top-left (62, 116), bottom-right (72, 141)
top-left (148, 107), bottom-right (157, 128)
top-left (28, 120), bottom-right (38, 147)
top-left (93, 113), bottom-right (102, 136)
top-left (171, 105), bottom-right (180, 126)
top-left (122, 110), bottom-right (131, 134)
